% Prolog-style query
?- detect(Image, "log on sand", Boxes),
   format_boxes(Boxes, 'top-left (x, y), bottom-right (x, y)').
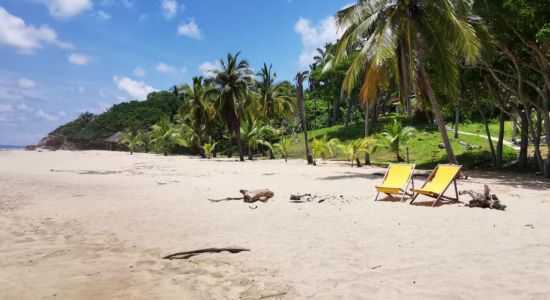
top-left (208, 189), bottom-right (274, 203)
top-left (460, 184), bottom-right (506, 210)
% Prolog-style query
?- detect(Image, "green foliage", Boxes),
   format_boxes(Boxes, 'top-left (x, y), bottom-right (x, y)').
top-left (120, 129), bottom-right (144, 154)
top-left (240, 118), bottom-right (278, 159)
top-left (201, 141), bottom-right (218, 159)
top-left (150, 116), bottom-right (189, 155)
top-left (339, 137), bottom-right (376, 167)
top-left (375, 120), bottom-right (417, 162)
top-left (311, 135), bottom-right (340, 161)
top-left (273, 136), bottom-right (296, 162)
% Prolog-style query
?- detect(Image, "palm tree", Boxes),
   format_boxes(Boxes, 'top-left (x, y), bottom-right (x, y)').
top-left (150, 116), bottom-right (188, 156)
top-left (257, 63), bottom-right (295, 122)
top-left (311, 135), bottom-right (340, 162)
top-left (178, 76), bottom-right (217, 155)
top-left (240, 118), bottom-right (277, 160)
top-left (120, 129), bottom-right (143, 155)
top-left (377, 120), bottom-right (416, 162)
top-left (295, 71), bottom-right (314, 164)
top-left (332, 0), bottom-right (482, 165)
top-left (274, 136), bottom-right (294, 162)
top-left (340, 137), bottom-right (376, 167)
top-left (201, 141), bottom-right (218, 159)
top-left (212, 52), bottom-right (255, 162)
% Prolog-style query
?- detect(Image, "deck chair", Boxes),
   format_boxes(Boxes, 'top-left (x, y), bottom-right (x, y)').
top-left (375, 164), bottom-right (416, 202)
top-left (410, 164), bottom-right (462, 207)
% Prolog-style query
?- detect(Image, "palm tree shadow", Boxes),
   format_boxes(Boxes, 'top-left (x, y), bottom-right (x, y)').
top-left (320, 172), bottom-right (382, 181)
top-left (466, 170), bottom-right (550, 191)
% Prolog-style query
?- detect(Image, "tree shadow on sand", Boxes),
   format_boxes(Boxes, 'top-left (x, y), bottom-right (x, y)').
top-left (466, 170), bottom-right (550, 191)
top-left (319, 172), bottom-right (382, 181)
top-left (377, 195), bottom-right (462, 207)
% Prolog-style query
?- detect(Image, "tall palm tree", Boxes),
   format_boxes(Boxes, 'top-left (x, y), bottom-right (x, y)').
top-left (256, 63), bottom-right (295, 122)
top-left (178, 76), bottom-right (217, 154)
top-left (212, 52), bottom-right (255, 162)
top-left (295, 71), bottom-right (314, 164)
top-left (332, 0), bottom-right (482, 165)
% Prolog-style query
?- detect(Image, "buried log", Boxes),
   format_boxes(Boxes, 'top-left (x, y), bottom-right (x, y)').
top-left (460, 184), bottom-right (506, 210)
top-left (163, 247), bottom-right (250, 260)
top-left (208, 189), bottom-right (274, 203)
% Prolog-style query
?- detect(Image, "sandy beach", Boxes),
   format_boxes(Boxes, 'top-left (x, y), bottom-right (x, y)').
top-left (1, 150), bottom-right (549, 299)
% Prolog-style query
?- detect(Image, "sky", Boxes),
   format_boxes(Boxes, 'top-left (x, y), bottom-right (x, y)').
top-left (0, 0), bottom-right (351, 146)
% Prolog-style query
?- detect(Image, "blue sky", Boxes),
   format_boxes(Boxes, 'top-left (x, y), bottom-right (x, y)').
top-left (0, 0), bottom-right (350, 145)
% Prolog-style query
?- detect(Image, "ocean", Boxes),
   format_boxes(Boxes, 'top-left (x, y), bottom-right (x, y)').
top-left (0, 145), bottom-right (25, 151)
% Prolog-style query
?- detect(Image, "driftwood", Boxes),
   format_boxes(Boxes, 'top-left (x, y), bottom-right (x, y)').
top-left (208, 189), bottom-right (274, 203)
top-left (460, 185), bottom-right (506, 210)
top-left (163, 247), bottom-right (250, 260)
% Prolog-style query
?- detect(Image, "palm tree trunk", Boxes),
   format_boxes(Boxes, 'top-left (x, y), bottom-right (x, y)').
top-left (363, 101), bottom-right (371, 165)
top-left (397, 37), bottom-right (412, 118)
top-left (233, 125), bottom-right (244, 162)
top-left (248, 145), bottom-right (253, 160)
top-left (344, 97), bottom-right (352, 130)
top-left (454, 103), bottom-right (460, 139)
top-left (296, 73), bottom-right (314, 164)
top-left (419, 64), bottom-right (458, 165)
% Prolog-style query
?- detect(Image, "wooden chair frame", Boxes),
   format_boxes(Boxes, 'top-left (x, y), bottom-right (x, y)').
top-left (409, 164), bottom-right (461, 207)
top-left (375, 163), bottom-right (416, 203)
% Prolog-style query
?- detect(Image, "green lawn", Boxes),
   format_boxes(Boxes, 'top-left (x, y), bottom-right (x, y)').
top-left (450, 120), bottom-right (515, 141)
top-left (287, 119), bottom-right (517, 169)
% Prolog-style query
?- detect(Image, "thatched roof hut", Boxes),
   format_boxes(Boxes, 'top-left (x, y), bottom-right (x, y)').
top-left (105, 131), bottom-right (122, 150)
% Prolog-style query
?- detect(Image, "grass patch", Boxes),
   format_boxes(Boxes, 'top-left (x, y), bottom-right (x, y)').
top-left (288, 120), bottom-right (517, 169)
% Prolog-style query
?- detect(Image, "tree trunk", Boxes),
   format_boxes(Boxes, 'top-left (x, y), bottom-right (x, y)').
top-left (518, 108), bottom-right (529, 169)
top-left (397, 37), bottom-right (412, 118)
top-left (418, 64), bottom-right (458, 165)
top-left (344, 97), bottom-right (352, 130)
top-left (332, 96), bottom-right (340, 125)
top-left (234, 125), bottom-right (244, 162)
top-left (364, 101), bottom-right (371, 165)
top-left (296, 73), bottom-right (314, 164)
top-left (454, 104), bottom-right (460, 139)
top-left (355, 157), bottom-right (362, 168)
top-left (476, 98), bottom-right (496, 165)
top-left (533, 110), bottom-right (544, 172)
top-left (512, 105), bottom-right (519, 144)
top-left (495, 109), bottom-right (505, 168)
top-left (247, 145), bottom-right (253, 160)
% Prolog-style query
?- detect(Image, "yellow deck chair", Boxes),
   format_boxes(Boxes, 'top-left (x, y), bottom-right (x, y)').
top-left (410, 164), bottom-right (462, 207)
top-left (375, 164), bottom-right (416, 202)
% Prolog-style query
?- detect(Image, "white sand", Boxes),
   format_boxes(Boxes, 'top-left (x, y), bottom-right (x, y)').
top-left (1, 150), bottom-right (549, 299)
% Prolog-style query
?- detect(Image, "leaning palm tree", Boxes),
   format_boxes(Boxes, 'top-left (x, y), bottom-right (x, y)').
top-left (211, 52), bottom-right (255, 162)
top-left (257, 63), bottom-right (295, 122)
top-left (120, 129), bottom-right (143, 155)
top-left (376, 120), bottom-right (416, 162)
top-left (178, 76), bottom-right (217, 154)
top-left (331, 0), bottom-right (482, 165)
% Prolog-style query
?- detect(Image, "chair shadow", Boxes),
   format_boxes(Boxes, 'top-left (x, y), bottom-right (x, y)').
top-left (410, 197), bottom-right (463, 207)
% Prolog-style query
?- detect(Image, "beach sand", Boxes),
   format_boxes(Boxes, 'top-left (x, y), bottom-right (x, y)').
top-left (1, 150), bottom-right (549, 299)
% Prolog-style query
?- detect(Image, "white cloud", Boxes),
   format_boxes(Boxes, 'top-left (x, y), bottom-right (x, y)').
top-left (95, 10), bottom-right (111, 22)
top-left (113, 76), bottom-right (157, 100)
top-left (0, 103), bottom-right (13, 112)
top-left (177, 20), bottom-right (201, 39)
top-left (199, 61), bottom-right (222, 77)
top-left (156, 62), bottom-right (177, 74)
top-left (68, 53), bottom-right (95, 65)
top-left (161, 0), bottom-right (183, 19)
top-left (133, 67), bottom-right (146, 77)
top-left (294, 16), bottom-right (341, 67)
top-left (39, 0), bottom-right (93, 19)
top-left (0, 7), bottom-right (73, 54)
top-left (18, 78), bottom-right (36, 89)
top-left (36, 109), bottom-right (59, 121)
top-left (17, 103), bottom-right (33, 112)
top-left (101, 0), bottom-right (133, 8)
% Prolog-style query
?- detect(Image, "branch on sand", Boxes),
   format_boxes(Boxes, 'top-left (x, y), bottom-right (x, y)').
top-left (163, 247), bottom-right (250, 260)
top-left (208, 189), bottom-right (274, 203)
